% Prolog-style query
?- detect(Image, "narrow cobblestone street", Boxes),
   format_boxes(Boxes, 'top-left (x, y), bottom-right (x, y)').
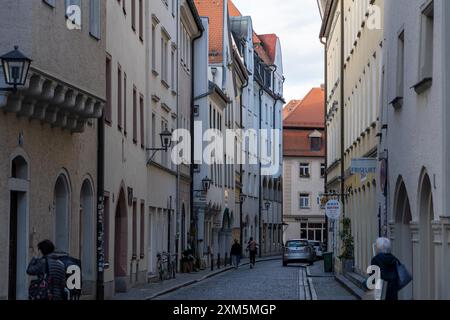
top-left (154, 260), bottom-right (356, 300)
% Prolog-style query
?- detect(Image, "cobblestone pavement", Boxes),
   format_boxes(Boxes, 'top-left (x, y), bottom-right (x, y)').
top-left (155, 259), bottom-right (356, 300)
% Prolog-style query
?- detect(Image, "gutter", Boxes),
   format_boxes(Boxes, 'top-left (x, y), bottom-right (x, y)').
top-left (190, 16), bottom-right (204, 261)
top-left (258, 88), bottom-right (264, 258)
top-left (320, 33), bottom-right (328, 250)
top-left (96, 112), bottom-right (105, 300)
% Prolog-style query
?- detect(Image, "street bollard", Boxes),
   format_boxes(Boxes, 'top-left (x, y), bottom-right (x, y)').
top-left (217, 253), bottom-right (221, 269)
top-left (225, 253), bottom-right (228, 267)
top-left (211, 254), bottom-right (214, 271)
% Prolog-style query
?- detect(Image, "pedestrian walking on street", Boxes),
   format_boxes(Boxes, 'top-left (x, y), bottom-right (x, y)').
top-left (230, 240), bottom-right (242, 269)
top-left (26, 240), bottom-right (67, 300)
top-left (247, 238), bottom-right (258, 269)
top-left (367, 237), bottom-right (412, 301)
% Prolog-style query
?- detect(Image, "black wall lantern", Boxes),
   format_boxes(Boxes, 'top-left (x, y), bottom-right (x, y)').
top-left (160, 129), bottom-right (173, 152)
top-left (147, 129), bottom-right (173, 165)
top-left (201, 176), bottom-right (212, 192)
top-left (1, 46), bottom-right (32, 91)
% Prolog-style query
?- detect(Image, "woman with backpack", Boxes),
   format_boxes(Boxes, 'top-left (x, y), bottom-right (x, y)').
top-left (27, 240), bottom-right (67, 300)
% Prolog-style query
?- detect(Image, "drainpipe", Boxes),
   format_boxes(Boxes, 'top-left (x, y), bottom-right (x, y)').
top-left (175, 0), bottom-right (180, 273)
top-left (190, 16), bottom-right (204, 261)
top-left (258, 88), bottom-right (264, 258)
top-left (340, 0), bottom-right (345, 216)
top-left (96, 113), bottom-right (105, 300)
top-left (239, 77), bottom-right (249, 248)
top-left (320, 35), bottom-right (328, 249)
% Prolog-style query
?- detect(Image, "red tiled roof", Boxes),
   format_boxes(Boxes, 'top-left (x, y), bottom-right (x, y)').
top-left (283, 129), bottom-right (325, 157)
top-left (283, 100), bottom-right (302, 120)
top-left (258, 34), bottom-right (278, 64)
top-left (284, 87), bottom-right (325, 128)
top-left (195, 0), bottom-right (278, 66)
top-left (195, 0), bottom-right (225, 64)
top-left (228, 0), bottom-right (241, 17)
top-left (283, 87), bottom-right (325, 158)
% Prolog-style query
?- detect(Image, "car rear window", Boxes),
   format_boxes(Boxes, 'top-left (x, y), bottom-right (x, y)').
top-left (287, 240), bottom-right (308, 248)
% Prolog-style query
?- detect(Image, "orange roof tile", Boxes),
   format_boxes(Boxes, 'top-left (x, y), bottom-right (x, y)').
top-left (284, 87), bottom-right (325, 128)
top-left (195, 0), bottom-right (225, 64)
top-left (283, 100), bottom-right (302, 120)
top-left (195, 0), bottom-right (278, 66)
top-left (283, 88), bottom-right (325, 158)
top-left (258, 34), bottom-right (278, 64)
top-left (228, 0), bottom-right (242, 17)
top-left (283, 129), bottom-right (325, 157)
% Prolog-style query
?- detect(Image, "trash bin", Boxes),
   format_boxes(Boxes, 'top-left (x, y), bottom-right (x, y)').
top-left (323, 252), bottom-right (333, 273)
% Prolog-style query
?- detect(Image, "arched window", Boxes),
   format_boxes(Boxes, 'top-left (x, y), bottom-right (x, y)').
top-left (54, 174), bottom-right (70, 253)
top-left (11, 156), bottom-right (28, 180)
top-left (80, 179), bottom-right (95, 291)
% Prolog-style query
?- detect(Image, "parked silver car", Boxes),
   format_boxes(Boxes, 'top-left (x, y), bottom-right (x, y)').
top-left (308, 241), bottom-right (324, 259)
top-left (283, 239), bottom-right (314, 266)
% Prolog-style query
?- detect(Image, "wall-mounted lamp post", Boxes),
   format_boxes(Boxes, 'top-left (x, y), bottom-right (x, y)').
top-left (1, 46), bottom-right (32, 92)
top-left (146, 129), bottom-right (173, 165)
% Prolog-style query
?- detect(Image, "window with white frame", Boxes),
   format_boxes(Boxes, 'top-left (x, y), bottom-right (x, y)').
top-left (299, 194), bottom-right (310, 209)
top-left (299, 163), bottom-right (310, 178)
top-left (321, 163), bottom-right (326, 178)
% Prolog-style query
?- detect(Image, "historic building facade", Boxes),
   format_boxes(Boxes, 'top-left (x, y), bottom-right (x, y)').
top-left (320, 0), bottom-right (383, 274)
top-left (379, 0), bottom-right (450, 300)
top-left (283, 88), bottom-right (326, 243)
top-left (0, 0), bottom-right (105, 299)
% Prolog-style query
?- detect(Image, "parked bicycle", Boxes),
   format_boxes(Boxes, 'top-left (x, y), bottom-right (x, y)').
top-left (156, 252), bottom-right (177, 281)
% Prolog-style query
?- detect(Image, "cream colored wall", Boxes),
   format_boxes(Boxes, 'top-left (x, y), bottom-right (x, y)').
top-left (103, 0), bottom-right (149, 295)
top-left (341, 0), bottom-right (384, 274)
top-left (0, 113), bottom-right (97, 299)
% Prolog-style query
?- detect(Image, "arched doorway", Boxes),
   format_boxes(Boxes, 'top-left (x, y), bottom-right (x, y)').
top-left (394, 178), bottom-right (413, 300)
top-left (114, 187), bottom-right (128, 292)
top-left (80, 179), bottom-right (95, 294)
top-left (181, 204), bottom-right (186, 252)
top-left (418, 173), bottom-right (435, 299)
top-left (54, 174), bottom-right (70, 253)
top-left (219, 210), bottom-right (232, 259)
top-left (9, 155), bottom-right (29, 300)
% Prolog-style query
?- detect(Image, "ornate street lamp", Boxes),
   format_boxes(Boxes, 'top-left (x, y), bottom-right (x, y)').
top-left (160, 129), bottom-right (173, 152)
top-left (1, 46), bottom-right (32, 91)
top-left (264, 201), bottom-right (271, 210)
top-left (201, 176), bottom-right (212, 192)
top-left (146, 129), bottom-right (173, 165)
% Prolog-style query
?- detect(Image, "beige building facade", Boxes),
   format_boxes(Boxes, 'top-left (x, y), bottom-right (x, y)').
top-left (320, 0), bottom-right (383, 273)
top-left (0, 0), bottom-right (106, 299)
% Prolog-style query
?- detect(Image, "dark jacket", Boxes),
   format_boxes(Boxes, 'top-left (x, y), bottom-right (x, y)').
top-left (230, 243), bottom-right (242, 256)
top-left (371, 253), bottom-right (399, 301)
top-left (27, 254), bottom-right (67, 300)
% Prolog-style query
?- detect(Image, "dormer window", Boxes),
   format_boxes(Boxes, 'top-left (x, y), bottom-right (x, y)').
top-left (309, 130), bottom-right (323, 151)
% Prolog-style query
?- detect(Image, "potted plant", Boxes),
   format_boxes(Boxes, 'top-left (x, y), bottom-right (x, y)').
top-left (339, 217), bottom-right (355, 273)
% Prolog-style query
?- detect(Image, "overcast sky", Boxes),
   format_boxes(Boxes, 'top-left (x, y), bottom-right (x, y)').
top-left (233, 0), bottom-right (324, 105)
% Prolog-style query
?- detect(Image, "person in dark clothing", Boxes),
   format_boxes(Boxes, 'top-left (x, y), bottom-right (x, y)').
top-left (247, 238), bottom-right (258, 269)
top-left (370, 238), bottom-right (400, 301)
top-left (27, 240), bottom-right (67, 300)
top-left (230, 240), bottom-right (242, 269)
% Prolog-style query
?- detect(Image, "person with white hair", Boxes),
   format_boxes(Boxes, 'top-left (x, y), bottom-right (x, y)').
top-left (370, 237), bottom-right (400, 300)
